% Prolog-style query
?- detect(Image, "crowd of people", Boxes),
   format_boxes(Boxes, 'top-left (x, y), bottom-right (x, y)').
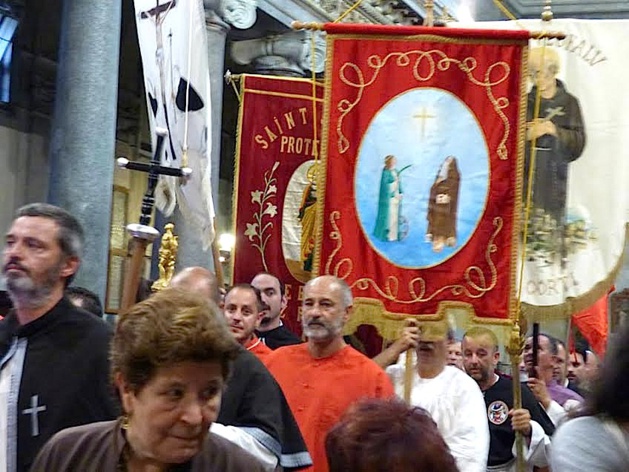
top-left (1, 202), bottom-right (626, 471)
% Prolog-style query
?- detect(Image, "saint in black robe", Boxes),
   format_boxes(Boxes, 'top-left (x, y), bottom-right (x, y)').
top-left (525, 79), bottom-right (586, 226)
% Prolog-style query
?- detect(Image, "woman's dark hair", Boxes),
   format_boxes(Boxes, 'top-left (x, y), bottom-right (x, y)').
top-left (326, 398), bottom-right (458, 472)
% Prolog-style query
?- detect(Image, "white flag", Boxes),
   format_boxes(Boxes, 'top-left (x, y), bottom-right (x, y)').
top-left (134, 0), bottom-right (215, 247)
top-left (471, 19), bottom-right (629, 316)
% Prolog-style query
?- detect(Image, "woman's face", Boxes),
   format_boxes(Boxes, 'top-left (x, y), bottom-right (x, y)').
top-left (119, 361), bottom-right (224, 466)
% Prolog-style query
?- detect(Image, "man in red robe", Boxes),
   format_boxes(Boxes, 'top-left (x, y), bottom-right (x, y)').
top-left (266, 275), bottom-right (394, 472)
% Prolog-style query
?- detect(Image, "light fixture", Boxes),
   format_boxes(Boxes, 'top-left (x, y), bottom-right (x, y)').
top-left (218, 233), bottom-right (235, 252)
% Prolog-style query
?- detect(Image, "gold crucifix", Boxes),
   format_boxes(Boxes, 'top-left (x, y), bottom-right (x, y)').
top-left (413, 108), bottom-right (436, 138)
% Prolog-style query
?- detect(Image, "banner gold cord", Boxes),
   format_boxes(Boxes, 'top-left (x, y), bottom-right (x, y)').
top-left (515, 40), bottom-right (549, 312)
top-left (334, 0), bottom-right (364, 24)
top-left (310, 34), bottom-right (319, 163)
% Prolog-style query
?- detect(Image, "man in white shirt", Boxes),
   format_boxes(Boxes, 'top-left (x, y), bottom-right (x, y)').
top-left (386, 321), bottom-right (489, 472)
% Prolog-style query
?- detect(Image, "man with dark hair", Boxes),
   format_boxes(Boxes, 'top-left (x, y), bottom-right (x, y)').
top-left (524, 333), bottom-right (584, 426)
top-left (0, 203), bottom-right (117, 471)
top-left (223, 284), bottom-right (272, 362)
top-left (251, 272), bottom-right (301, 349)
top-left (462, 327), bottom-right (554, 471)
top-left (567, 347), bottom-right (585, 393)
top-left (170, 267), bottom-right (312, 471)
top-left (65, 286), bottom-right (104, 318)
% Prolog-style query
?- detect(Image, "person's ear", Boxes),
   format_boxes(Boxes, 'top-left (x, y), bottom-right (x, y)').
top-left (114, 372), bottom-right (135, 414)
top-left (60, 256), bottom-right (80, 280)
top-left (255, 310), bottom-right (265, 328)
top-left (343, 304), bottom-right (353, 324)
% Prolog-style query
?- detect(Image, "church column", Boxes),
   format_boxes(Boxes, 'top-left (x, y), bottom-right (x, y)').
top-left (174, 0), bottom-right (256, 274)
top-left (48, 0), bottom-right (122, 300)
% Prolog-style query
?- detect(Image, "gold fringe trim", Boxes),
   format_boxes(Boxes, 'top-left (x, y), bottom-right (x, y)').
top-left (521, 223), bottom-right (629, 321)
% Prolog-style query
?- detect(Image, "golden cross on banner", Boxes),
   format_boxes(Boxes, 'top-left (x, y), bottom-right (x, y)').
top-left (413, 108), bottom-right (435, 138)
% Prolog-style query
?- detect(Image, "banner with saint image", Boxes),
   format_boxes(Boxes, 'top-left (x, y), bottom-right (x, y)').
top-left (314, 24), bottom-right (530, 331)
top-left (232, 75), bottom-right (323, 336)
top-left (473, 19), bottom-right (629, 322)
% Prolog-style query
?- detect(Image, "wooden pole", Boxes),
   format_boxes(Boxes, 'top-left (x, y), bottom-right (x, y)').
top-left (403, 318), bottom-right (419, 403)
top-left (120, 237), bottom-right (151, 312)
top-left (116, 128), bottom-right (187, 312)
top-left (506, 316), bottom-right (528, 472)
top-left (211, 218), bottom-right (225, 289)
top-left (403, 349), bottom-right (414, 403)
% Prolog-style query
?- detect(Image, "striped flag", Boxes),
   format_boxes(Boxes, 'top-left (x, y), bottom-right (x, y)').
top-left (134, 0), bottom-right (215, 247)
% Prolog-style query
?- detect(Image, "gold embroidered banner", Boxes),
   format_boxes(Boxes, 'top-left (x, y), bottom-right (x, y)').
top-left (232, 75), bottom-right (323, 335)
top-left (315, 25), bottom-right (530, 331)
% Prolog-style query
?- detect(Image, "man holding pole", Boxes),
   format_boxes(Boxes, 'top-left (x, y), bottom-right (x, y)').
top-left (385, 320), bottom-right (489, 472)
top-left (462, 327), bottom-right (554, 471)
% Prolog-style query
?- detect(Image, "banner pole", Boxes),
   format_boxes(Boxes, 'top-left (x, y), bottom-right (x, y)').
top-left (212, 217), bottom-right (225, 289)
top-left (506, 316), bottom-right (527, 472)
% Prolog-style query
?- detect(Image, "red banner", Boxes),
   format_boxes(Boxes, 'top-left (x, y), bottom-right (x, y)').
top-left (315, 25), bottom-right (528, 323)
top-left (232, 75), bottom-right (323, 335)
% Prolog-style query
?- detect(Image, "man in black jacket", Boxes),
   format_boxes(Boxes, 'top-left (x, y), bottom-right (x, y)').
top-left (0, 203), bottom-right (117, 471)
top-left (462, 327), bottom-right (555, 471)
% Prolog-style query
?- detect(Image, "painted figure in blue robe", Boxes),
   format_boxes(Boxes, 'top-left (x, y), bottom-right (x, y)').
top-left (374, 155), bottom-right (403, 242)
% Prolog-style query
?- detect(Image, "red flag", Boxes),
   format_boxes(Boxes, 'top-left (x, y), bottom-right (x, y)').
top-left (572, 289), bottom-right (611, 357)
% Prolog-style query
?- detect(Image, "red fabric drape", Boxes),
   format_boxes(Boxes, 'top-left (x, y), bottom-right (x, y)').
top-left (572, 290), bottom-right (610, 357)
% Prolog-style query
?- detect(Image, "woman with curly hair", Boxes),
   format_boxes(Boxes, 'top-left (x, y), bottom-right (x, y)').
top-left (32, 288), bottom-right (267, 471)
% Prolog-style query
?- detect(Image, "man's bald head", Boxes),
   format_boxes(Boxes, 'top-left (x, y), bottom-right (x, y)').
top-left (170, 267), bottom-right (220, 304)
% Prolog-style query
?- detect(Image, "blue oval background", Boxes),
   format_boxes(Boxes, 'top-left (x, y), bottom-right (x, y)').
top-left (355, 88), bottom-right (490, 268)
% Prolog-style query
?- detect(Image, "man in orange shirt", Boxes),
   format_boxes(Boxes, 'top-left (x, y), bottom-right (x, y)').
top-left (223, 284), bottom-right (272, 363)
top-left (266, 275), bottom-right (394, 472)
